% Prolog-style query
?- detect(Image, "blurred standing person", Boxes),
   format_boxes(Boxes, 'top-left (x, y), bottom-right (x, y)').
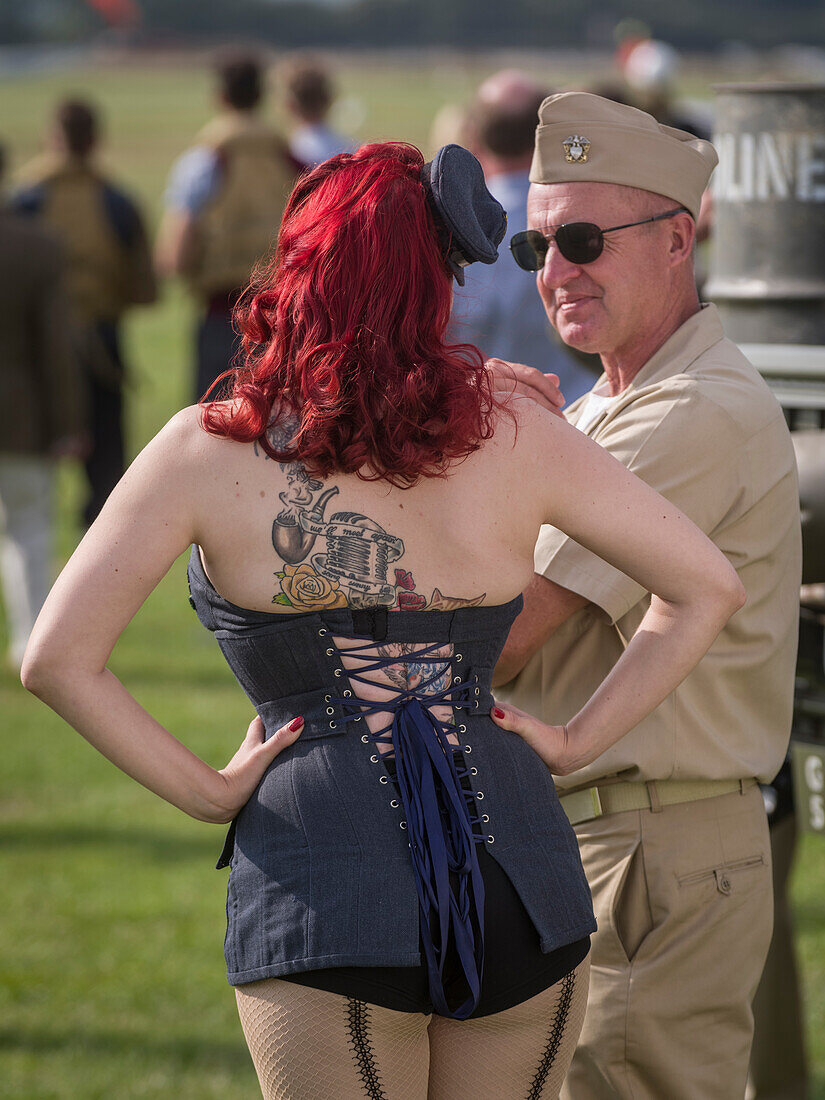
top-left (0, 143), bottom-right (84, 669)
top-left (14, 99), bottom-right (156, 527)
top-left (156, 53), bottom-right (297, 403)
top-left (283, 57), bottom-right (355, 168)
top-left (621, 39), bottom-right (712, 141)
top-left (448, 72), bottom-right (596, 401)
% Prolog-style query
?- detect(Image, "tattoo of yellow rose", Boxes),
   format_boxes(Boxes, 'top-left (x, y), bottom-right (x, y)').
top-left (274, 563), bottom-right (348, 611)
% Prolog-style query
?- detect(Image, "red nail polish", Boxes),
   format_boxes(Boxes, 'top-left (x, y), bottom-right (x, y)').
top-left (493, 707), bottom-right (505, 719)
top-left (288, 717), bottom-right (304, 732)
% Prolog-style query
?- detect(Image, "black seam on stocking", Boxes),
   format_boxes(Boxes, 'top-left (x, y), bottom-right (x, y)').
top-left (525, 970), bottom-right (576, 1099)
top-left (345, 998), bottom-right (389, 1100)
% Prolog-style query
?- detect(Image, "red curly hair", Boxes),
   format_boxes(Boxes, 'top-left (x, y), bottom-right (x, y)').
top-left (200, 142), bottom-right (504, 487)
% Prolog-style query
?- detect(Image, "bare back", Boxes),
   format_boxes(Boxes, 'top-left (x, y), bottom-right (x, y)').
top-left (195, 406), bottom-right (542, 619)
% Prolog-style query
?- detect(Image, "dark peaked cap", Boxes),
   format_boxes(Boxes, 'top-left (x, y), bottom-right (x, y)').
top-left (420, 144), bottom-right (507, 285)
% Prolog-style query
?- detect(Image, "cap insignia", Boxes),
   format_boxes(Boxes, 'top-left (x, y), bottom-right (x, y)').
top-left (563, 135), bottom-right (590, 164)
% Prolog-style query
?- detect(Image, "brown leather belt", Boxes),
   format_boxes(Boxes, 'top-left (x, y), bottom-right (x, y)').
top-left (559, 777), bottom-right (758, 826)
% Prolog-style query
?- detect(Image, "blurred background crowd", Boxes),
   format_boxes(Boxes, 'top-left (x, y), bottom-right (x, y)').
top-left (2, 2), bottom-right (825, 1097)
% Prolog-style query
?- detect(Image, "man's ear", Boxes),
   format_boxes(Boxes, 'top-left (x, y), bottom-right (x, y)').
top-left (667, 211), bottom-right (696, 267)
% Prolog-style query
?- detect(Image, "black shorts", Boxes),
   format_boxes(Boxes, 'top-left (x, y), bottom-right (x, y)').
top-left (284, 839), bottom-right (590, 1018)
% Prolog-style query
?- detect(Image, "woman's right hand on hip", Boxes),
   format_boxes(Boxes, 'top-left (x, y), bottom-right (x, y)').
top-left (212, 715), bottom-right (304, 823)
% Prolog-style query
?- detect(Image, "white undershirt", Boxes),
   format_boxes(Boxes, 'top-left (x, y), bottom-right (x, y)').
top-left (575, 387), bottom-right (620, 433)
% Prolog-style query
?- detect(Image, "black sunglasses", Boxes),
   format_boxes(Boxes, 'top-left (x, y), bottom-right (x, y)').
top-left (509, 207), bottom-right (687, 270)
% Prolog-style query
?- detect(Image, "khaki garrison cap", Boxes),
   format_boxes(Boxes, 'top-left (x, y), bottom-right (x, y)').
top-left (529, 92), bottom-right (718, 220)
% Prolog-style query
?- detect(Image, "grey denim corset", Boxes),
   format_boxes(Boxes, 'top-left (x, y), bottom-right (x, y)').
top-left (187, 546), bottom-right (596, 986)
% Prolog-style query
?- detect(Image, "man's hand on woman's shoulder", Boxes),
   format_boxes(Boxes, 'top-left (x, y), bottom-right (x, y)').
top-left (486, 358), bottom-right (566, 418)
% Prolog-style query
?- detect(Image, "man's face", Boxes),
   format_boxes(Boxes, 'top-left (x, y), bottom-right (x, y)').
top-left (526, 181), bottom-right (677, 359)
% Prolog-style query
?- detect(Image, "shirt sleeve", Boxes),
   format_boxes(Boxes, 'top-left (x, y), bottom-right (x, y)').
top-left (163, 146), bottom-right (222, 214)
top-left (535, 384), bottom-right (744, 624)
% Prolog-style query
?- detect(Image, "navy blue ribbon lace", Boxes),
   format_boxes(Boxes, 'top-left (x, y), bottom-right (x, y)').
top-left (326, 636), bottom-right (485, 1020)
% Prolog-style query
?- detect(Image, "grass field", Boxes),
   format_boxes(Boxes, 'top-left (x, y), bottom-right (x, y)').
top-left (1, 50), bottom-right (825, 1098)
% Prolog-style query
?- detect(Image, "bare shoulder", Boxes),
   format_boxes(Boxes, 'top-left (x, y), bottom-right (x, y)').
top-left (489, 394), bottom-right (577, 459)
top-left (144, 403), bottom-right (247, 468)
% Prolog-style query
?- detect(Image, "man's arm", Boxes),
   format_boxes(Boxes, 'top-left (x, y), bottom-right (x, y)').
top-left (154, 146), bottom-right (220, 279)
top-left (154, 208), bottom-right (201, 279)
top-left (493, 572), bottom-right (589, 687)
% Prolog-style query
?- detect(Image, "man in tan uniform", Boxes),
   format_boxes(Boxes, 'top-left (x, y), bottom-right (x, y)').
top-left (494, 93), bottom-right (801, 1099)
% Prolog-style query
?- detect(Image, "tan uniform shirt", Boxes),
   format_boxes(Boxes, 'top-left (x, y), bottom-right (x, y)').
top-left (503, 304), bottom-right (801, 788)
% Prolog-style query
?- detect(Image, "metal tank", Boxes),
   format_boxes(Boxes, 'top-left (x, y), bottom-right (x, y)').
top-left (706, 83), bottom-right (825, 345)
top-left (707, 83), bottom-right (825, 832)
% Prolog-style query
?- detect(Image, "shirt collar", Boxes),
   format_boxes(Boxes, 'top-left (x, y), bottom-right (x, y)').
top-left (577, 303), bottom-right (725, 397)
top-left (625, 303), bottom-right (725, 392)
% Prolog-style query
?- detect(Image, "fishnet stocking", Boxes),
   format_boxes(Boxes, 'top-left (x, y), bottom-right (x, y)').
top-left (428, 956), bottom-right (590, 1100)
top-left (235, 955), bottom-right (589, 1100)
top-left (236, 980), bottom-right (429, 1099)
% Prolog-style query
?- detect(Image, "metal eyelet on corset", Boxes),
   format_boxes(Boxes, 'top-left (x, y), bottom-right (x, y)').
top-left (458, 724), bottom-right (467, 733)
top-left (379, 775), bottom-right (389, 785)
top-left (482, 814), bottom-right (490, 823)
top-left (452, 675), bottom-right (461, 684)
top-left (370, 754), bottom-right (379, 763)
top-left (474, 688), bottom-right (480, 696)
top-left (476, 791), bottom-right (485, 800)
top-left (326, 706), bottom-right (335, 715)
top-left (470, 767), bottom-right (478, 776)
top-left (455, 654), bottom-right (463, 662)
top-left (463, 744), bottom-right (472, 754)
top-left (473, 674), bottom-right (479, 683)
top-left (400, 821), bottom-right (407, 829)
top-left (318, 628), bottom-right (329, 636)
top-left (343, 690), bottom-right (352, 698)
top-left (324, 694), bottom-right (331, 703)
top-left (354, 715), bottom-right (363, 722)
top-left (390, 799), bottom-right (399, 808)
top-left (329, 721), bottom-right (337, 729)
top-left (487, 835), bottom-right (495, 844)
top-left (361, 734), bottom-right (370, 743)
top-left (334, 669), bottom-right (343, 677)
top-left (325, 648), bottom-right (334, 656)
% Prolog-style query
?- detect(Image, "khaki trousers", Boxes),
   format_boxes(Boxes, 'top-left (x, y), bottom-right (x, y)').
top-left (561, 783), bottom-right (773, 1100)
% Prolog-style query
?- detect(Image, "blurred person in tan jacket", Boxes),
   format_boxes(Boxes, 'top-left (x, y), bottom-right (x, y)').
top-left (155, 52), bottom-right (298, 404)
top-left (13, 98), bottom-right (156, 527)
top-left (0, 143), bottom-right (84, 669)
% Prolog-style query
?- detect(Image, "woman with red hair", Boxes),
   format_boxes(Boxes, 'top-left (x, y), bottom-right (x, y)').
top-left (23, 143), bottom-right (742, 1098)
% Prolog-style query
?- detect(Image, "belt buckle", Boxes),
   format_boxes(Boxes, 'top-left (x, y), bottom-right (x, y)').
top-left (562, 785), bottom-right (604, 826)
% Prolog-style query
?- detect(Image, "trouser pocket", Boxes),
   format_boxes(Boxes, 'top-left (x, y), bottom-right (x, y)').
top-left (612, 841), bottom-right (654, 963)
top-left (677, 854), bottom-right (765, 895)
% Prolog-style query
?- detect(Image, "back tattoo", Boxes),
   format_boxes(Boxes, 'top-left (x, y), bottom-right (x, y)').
top-left (255, 417), bottom-right (486, 613)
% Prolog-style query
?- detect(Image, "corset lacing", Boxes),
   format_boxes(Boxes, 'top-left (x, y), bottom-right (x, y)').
top-left (323, 633), bottom-right (486, 1020)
